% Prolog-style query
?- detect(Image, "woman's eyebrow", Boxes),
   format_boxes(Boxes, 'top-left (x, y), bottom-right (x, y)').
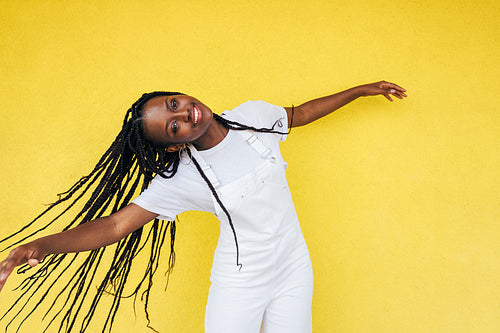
top-left (164, 97), bottom-right (171, 137)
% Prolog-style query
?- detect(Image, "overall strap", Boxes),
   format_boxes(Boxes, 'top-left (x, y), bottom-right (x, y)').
top-left (237, 131), bottom-right (277, 162)
top-left (186, 144), bottom-right (221, 188)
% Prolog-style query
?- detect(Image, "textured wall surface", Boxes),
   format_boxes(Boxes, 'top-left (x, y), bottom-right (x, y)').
top-left (0, 1), bottom-right (498, 332)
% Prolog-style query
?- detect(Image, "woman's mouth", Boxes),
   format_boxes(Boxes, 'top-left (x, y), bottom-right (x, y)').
top-left (192, 104), bottom-right (202, 126)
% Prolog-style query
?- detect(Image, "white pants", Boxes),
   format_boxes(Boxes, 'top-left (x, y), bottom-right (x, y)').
top-left (205, 259), bottom-right (313, 333)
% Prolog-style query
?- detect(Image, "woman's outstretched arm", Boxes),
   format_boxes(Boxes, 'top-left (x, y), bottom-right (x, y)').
top-left (286, 81), bottom-right (407, 127)
top-left (0, 203), bottom-right (158, 291)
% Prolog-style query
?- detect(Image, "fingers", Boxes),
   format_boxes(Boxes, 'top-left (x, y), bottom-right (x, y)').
top-left (389, 89), bottom-right (405, 99)
top-left (28, 258), bottom-right (40, 267)
top-left (388, 82), bottom-right (407, 93)
top-left (380, 81), bottom-right (407, 100)
top-left (0, 258), bottom-right (15, 292)
top-left (389, 83), bottom-right (407, 95)
top-left (0, 247), bottom-right (34, 292)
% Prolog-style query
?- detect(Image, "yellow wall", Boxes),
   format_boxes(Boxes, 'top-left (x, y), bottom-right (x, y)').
top-left (0, 1), bottom-right (498, 332)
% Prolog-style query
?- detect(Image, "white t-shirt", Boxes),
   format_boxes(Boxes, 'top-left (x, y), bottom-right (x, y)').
top-left (132, 100), bottom-right (288, 221)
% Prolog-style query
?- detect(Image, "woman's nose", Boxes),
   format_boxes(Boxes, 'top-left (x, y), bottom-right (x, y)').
top-left (175, 108), bottom-right (190, 122)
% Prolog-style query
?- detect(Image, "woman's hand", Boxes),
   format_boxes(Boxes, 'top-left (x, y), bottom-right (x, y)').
top-left (359, 81), bottom-right (407, 101)
top-left (0, 204), bottom-right (157, 293)
top-left (0, 244), bottom-right (45, 292)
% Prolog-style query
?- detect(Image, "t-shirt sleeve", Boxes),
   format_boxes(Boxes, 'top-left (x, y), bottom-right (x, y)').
top-left (221, 100), bottom-right (288, 142)
top-left (131, 177), bottom-right (180, 221)
top-left (131, 171), bottom-right (213, 221)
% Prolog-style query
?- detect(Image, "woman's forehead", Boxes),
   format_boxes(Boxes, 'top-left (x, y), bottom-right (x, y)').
top-left (144, 95), bottom-right (167, 110)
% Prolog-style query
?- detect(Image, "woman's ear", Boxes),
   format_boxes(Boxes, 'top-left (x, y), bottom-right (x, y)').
top-left (166, 144), bottom-right (186, 152)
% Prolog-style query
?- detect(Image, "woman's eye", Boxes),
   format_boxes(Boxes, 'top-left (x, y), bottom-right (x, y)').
top-left (172, 121), bottom-right (178, 134)
top-left (172, 99), bottom-right (177, 110)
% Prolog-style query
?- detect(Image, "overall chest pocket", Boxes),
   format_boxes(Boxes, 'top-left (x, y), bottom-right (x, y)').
top-left (214, 159), bottom-right (292, 241)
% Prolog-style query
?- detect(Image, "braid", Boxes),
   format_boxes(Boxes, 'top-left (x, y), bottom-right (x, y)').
top-left (187, 106), bottom-right (295, 270)
top-left (0, 91), bottom-right (182, 333)
top-left (213, 108), bottom-right (293, 135)
top-left (188, 150), bottom-right (243, 270)
top-left (0, 93), bottom-right (294, 332)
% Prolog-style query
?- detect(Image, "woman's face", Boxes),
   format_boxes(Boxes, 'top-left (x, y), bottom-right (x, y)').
top-left (142, 94), bottom-right (213, 150)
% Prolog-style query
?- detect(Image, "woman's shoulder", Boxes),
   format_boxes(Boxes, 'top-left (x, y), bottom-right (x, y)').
top-left (221, 100), bottom-right (286, 129)
top-left (226, 100), bottom-right (278, 113)
top-left (150, 162), bottom-right (204, 189)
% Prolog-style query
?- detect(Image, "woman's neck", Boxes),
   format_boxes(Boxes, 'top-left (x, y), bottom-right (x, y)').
top-left (191, 117), bottom-right (229, 150)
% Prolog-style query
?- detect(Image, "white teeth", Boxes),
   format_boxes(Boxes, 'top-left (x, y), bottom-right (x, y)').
top-left (193, 105), bottom-right (200, 125)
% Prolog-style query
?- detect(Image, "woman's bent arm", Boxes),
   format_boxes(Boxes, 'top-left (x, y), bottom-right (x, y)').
top-left (286, 81), bottom-right (407, 127)
top-left (0, 203), bottom-right (158, 291)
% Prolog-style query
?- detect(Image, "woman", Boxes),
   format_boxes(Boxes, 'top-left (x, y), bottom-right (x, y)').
top-left (0, 81), bottom-right (406, 332)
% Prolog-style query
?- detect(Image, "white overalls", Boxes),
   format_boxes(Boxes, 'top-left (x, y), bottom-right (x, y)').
top-left (189, 131), bottom-right (313, 333)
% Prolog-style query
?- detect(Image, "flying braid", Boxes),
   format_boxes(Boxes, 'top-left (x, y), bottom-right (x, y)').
top-left (0, 92), bottom-right (293, 332)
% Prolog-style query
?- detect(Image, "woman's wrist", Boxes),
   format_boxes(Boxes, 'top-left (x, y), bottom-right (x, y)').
top-left (28, 239), bottom-right (49, 261)
top-left (353, 84), bottom-right (369, 97)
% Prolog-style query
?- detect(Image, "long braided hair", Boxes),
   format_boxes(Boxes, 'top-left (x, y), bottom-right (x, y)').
top-left (0, 91), bottom-right (292, 332)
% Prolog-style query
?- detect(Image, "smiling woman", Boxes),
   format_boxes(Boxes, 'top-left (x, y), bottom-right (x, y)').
top-left (0, 82), bottom-right (406, 332)
top-left (141, 94), bottom-right (221, 150)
